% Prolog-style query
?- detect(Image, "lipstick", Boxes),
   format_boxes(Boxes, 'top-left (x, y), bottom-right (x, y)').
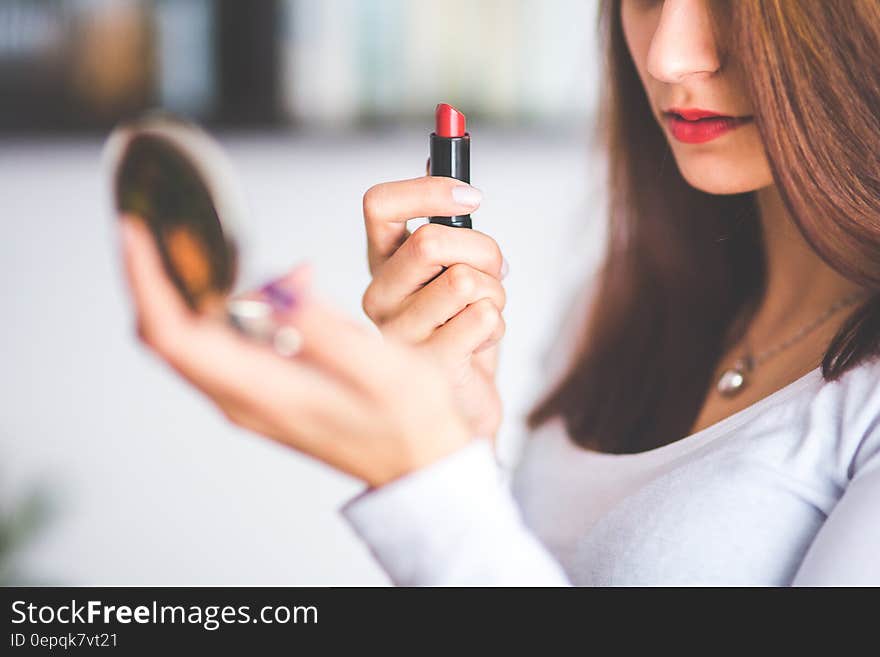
top-left (663, 107), bottom-right (752, 144)
top-left (429, 103), bottom-right (471, 228)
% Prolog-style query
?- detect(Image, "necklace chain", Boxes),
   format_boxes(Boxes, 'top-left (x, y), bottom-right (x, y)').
top-left (716, 289), bottom-right (870, 397)
top-left (744, 289), bottom-right (870, 369)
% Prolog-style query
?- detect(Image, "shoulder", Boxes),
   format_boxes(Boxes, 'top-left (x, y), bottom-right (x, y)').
top-left (815, 356), bottom-right (880, 480)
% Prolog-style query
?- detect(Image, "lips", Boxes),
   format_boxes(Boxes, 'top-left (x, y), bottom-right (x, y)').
top-left (663, 107), bottom-right (752, 144)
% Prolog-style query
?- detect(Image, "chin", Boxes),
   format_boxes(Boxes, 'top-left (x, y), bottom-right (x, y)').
top-left (674, 155), bottom-right (773, 196)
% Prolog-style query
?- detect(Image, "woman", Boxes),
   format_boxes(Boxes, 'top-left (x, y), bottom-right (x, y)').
top-left (119, 0), bottom-right (880, 585)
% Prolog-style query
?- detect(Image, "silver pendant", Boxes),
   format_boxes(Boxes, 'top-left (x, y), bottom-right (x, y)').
top-left (716, 357), bottom-right (752, 397)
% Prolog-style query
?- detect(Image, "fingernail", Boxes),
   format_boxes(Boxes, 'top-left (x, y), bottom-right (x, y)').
top-left (500, 257), bottom-right (509, 280)
top-left (261, 280), bottom-right (299, 312)
top-left (452, 184), bottom-right (482, 208)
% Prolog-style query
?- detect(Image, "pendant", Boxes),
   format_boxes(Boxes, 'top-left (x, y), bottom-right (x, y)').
top-left (716, 357), bottom-right (752, 397)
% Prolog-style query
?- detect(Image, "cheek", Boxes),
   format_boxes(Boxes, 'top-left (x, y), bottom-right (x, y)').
top-left (620, 1), bottom-right (662, 106)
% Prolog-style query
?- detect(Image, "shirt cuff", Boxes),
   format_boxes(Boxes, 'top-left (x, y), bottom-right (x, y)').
top-left (339, 437), bottom-right (520, 585)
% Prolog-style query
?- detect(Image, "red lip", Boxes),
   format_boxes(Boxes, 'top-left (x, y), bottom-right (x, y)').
top-left (663, 107), bottom-right (752, 144)
top-left (666, 107), bottom-right (727, 120)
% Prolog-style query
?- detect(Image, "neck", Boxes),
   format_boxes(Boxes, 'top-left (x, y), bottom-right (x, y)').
top-left (750, 185), bottom-right (863, 337)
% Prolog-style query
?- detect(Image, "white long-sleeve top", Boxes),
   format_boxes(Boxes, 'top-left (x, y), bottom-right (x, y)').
top-left (339, 284), bottom-right (880, 586)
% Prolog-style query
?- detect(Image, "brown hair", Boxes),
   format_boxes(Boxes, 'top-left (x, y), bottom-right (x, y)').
top-left (526, 0), bottom-right (880, 454)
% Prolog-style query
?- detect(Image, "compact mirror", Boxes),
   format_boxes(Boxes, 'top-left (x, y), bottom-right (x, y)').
top-left (104, 112), bottom-right (278, 340)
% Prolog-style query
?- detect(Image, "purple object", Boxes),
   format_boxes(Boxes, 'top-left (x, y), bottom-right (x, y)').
top-left (260, 280), bottom-right (298, 311)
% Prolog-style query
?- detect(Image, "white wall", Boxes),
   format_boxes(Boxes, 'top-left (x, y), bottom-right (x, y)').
top-left (0, 127), bottom-right (605, 584)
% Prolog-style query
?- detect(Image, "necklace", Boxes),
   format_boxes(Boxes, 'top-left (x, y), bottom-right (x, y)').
top-left (716, 290), bottom-right (869, 397)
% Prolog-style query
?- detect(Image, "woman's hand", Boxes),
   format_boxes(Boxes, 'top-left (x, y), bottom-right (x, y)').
top-left (119, 216), bottom-right (472, 488)
top-left (361, 175), bottom-right (507, 440)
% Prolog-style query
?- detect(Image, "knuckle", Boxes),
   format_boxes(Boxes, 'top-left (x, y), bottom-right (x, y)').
top-left (409, 223), bottom-right (444, 263)
top-left (445, 263), bottom-right (477, 298)
top-left (136, 317), bottom-right (163, 349)
top-left (488, 244), bottom-right (504, 276)
top-left (475, 230), bottom-right (504, 276)
top-left (495, 313), bottom-right (507, 339)
top-left (494, 280), bottom-right (507, 310)
top-left (362, 183), bottom-right (384, 221)
top-left (361, 284), bottom-right (379, 319)
top-left (472, 297), bottom-right (500, 329)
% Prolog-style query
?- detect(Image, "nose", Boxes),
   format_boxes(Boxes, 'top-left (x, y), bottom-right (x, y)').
top-left (646, 0), bottom-right (721, 83)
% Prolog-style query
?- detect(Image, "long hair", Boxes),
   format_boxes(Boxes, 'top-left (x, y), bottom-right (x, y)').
top-left (526, 0), bottom-right (880, 454)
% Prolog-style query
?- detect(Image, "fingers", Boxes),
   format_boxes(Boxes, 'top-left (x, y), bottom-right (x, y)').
top-left (363, 223), bottom-right (504, 323)
top-left (235, 261), bottom-right (314, 306)
top-left (363, 175), bottom-right (482, 274)
top-left (268, 274), bottom-right (402, 399)
top-left (120, 215), bottom-right (366, 452)
top-left (119, 215), bottom-right (197, 359)
top-left (120, 214), bottom-right (271, 385)
top-left (426, 297), bottom-right (506, 366)
top-left (380, 263), bottom-right (506, 343)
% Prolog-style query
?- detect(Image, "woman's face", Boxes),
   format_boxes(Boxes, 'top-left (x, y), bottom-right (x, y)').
top-left (620, 0), bottom-right (773, 194)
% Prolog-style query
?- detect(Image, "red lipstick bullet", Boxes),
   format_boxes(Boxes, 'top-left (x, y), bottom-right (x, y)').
top-left (435, 103), bottom-right (467, 138)
top-left (429, 102), bottom-right (471, 228)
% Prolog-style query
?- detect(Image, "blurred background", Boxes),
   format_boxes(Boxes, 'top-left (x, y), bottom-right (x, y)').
top-left (1, 0), bottom-right (606, 584)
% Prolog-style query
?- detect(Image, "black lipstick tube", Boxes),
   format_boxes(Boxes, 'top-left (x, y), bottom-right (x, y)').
top-left (429, 132), bottom-right (471, 229)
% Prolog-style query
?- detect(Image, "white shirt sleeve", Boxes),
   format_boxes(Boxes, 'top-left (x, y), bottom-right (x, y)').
top-left (339, 437), bottom-right (572, 586)
top-left (791, 431), bottom-right (880, 586)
